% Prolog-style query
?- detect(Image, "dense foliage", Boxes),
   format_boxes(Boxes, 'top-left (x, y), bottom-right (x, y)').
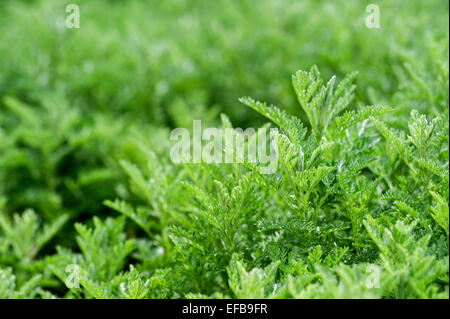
top-left (0, 0), bottom-right (448, 299)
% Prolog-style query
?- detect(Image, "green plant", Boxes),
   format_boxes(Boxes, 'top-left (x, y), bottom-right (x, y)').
top-left (0, 0), bottom-right (447, 299)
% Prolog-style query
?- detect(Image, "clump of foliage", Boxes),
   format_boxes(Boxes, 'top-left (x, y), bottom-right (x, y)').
top-left (0, 0), bottom-right (448, 299)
